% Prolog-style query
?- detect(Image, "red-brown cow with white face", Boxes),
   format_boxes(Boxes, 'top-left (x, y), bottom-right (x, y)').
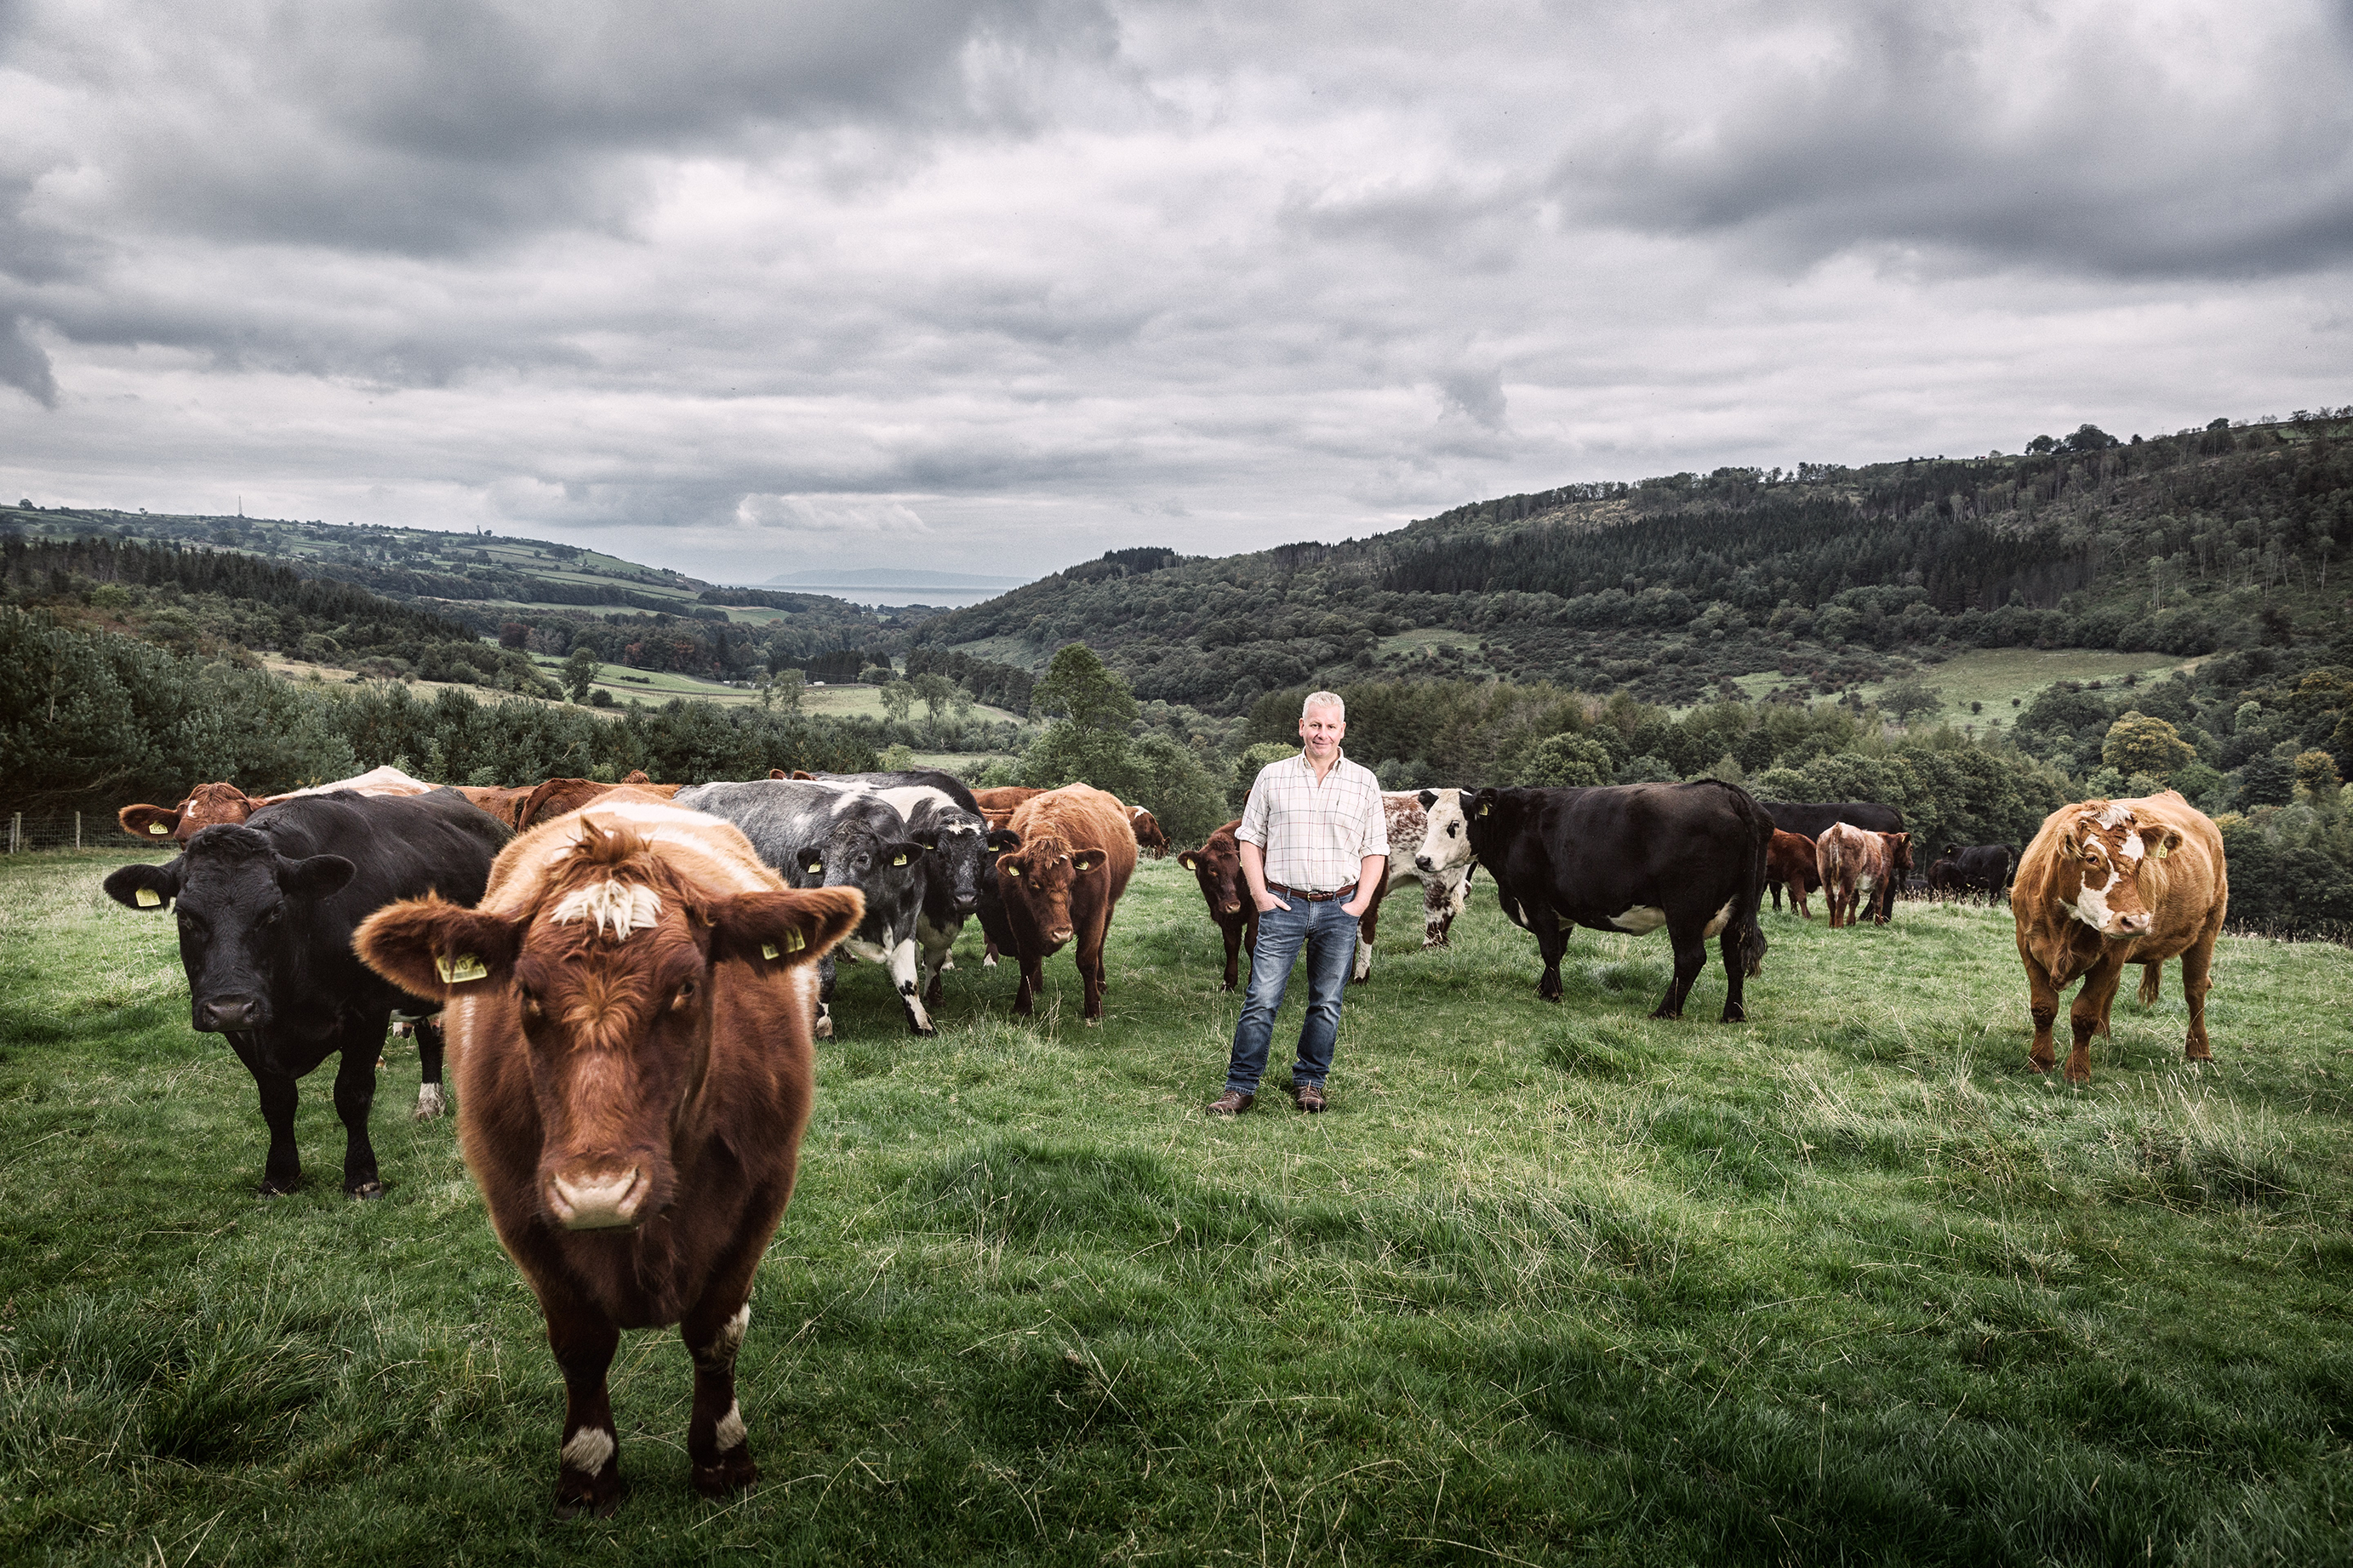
top-left (355, 797), bottom-right (860, 1516)
top-left (2012, 791), bottom-right (2228, 1084)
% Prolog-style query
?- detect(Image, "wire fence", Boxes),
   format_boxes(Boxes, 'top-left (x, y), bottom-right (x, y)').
top-left (1, 812), bottom-right (118, 853)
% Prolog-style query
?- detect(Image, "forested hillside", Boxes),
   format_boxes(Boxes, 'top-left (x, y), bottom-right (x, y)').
top-left (917, 412), bottom-right (2353, 713)
top-left (0, 502), bottom-right (922, 685)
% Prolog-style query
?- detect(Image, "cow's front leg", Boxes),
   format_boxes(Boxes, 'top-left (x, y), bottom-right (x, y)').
top-left (683, 1300), bottom-right (757, 1497)
top-left (548, 1308), bottom-right (622, 1518)
top-left (2180, 925), bottom-right (2219, 1063)
top-left (2065, 955), bottom-right (2127, 1085)
top-left (1012, 947), bottom-right (1042, 1017)
top-left (332, 1034), bottom-right (386, 1198)
top-left (814, 954), bottom-right (837, 1040)
top-left (889, 936), bottom-right (936, 1035)
top-left (1532, 910), bottom-right (1568, 1002)
top-left (1219, 922), bottom-right (1242, 991)
top-left (1421, 875), bottom-right (1452, 948)
top-left (227, 1033), bottom-right (301, 1195)
top-left (1351, 881), bottom-right (1384, 984)
top-left (412, 1015), bottom-right (448, 1120)
top-left (1653, 928), bottom-right (1705, 1019)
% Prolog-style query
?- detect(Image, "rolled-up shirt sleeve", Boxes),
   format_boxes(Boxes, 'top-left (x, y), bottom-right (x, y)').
top-left (1236, 765), bottom-right (1272, 848)
top-left (1355, 789), bottom-right (1387, 862)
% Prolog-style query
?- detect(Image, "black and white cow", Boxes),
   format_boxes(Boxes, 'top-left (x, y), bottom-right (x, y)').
top-left (1758, 800), bottom-right (1905, 922)
top-left (101, 788), bottom-right (509, 1198)
top-left (1415, 781), bottom-right (1771, 1019)
top-left (854, 783), bottom-right (1019, 1006)
top-left (674, 780), bottom-right (936, 1036)
top-left (809, 770), bottom-right (1023, 969)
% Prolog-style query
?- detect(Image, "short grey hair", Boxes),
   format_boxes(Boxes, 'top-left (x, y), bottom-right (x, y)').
top-left (1301, 691), bottom-right (1345, 719)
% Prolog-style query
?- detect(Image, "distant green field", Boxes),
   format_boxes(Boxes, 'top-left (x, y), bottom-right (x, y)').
top-left (5, 846), bottom-right (2348, 1565)
top-left (1727, 647), bottom-right (2196, 727)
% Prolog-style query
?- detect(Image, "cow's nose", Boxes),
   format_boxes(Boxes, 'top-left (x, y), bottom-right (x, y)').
top-left (1414, 855), bottom-right (1433, 872)
top-left (196, 996), bottom-right (263, 1031)
top-left (1048, 926), bottom-right (1075, 944)
top-left (548, 1167), bottom-right (648, 1230)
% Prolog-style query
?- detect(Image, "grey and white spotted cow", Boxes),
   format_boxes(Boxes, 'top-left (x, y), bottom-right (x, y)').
top-left (1349, 790), bottom-right (1478, 981)
top-left (860, 784), bottom-right (1018, 1008)
top-left (674, 780), bottom-right (936, 1036)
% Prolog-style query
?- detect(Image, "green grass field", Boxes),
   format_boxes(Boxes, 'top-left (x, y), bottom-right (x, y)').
top-left (3, 848), bottom-right (2349, 1565)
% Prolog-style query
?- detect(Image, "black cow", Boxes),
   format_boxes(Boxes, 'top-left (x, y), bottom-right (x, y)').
top-left (675, 780), bottom-right (936, 1035)
top-left (1937, 842), bottom-right (2017, 903)
top-left (1760, 800), bottom-right (1905, 922)
top-left (101, 789), bottom-right (508, 1198)
top-left (1425, 781), bottom-right (1771, 1019)
top-left (811, 770), bottom-right (1023, 968)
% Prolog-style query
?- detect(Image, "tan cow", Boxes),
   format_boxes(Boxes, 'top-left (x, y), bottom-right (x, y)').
top-left (995, 784), bottom-right (1138, 1023)
top-left (1815, 823), bottom-right (1911, 928)
top-left (2013, 790), bottom-right (2227, 1085)
top-left (354, 795), bottom-right (861, 1514)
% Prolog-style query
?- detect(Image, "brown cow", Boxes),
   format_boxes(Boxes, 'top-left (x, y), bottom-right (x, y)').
top-left (1766, 830), bottom-right (1820, 919)
top-left (1178, 820), bottom-right (1257, 991)
top-left (1816, 823), bottom-right (1911, 928)
top-left (2013, 791), bottom-right (2227, 1085)
top-left (512, 777), bottom-right (684, 831)
top-left (974, 785), bottom-right (1045, 818)
top-left (995, 784), bottom-right (1137, 1023)
top-left (354, 795), bottom-right (861, 1515)
top-left (1128, 806), bottom-right (1169, 858)
top-left (119, 764), bottom-right (437, 842)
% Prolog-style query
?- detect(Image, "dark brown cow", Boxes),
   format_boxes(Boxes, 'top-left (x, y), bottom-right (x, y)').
top-left (355, 796), bottom-right (861, 1515)
top-left (1766, 830), bottom-right (1820, 919)
top-left (2013, 791), bottom-right (2228, 1084)
top-left (1178, 820), bottom-right (1257, 991)
top-left (1128, 806), bottom-right (1169, 858)
top-left (996, 784), bottom-right (1137, 1023)
top-left (1816, 823), bottom-right (1911, 928)
top-left (119, 764), bottom-right (436, 843)
top-left (514, 777), bottom-right (684, 831)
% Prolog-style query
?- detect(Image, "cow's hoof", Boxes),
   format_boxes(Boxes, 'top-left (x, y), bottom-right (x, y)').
top-left (554, 1480), bottom-right (623, 1520)
top-left (814, 1017), bottom-right (833, 1041)
top-left (1084, 1016), bottom-right (1102, 1027)
top-left (348, 1180), bottom-right (387, 1201)
top-left (692, 1450), bottom-right (757, 1498)
top-left (413, 1084), bottom-right (448, 1120)
top-left (256, 1180), bottom-right (295, 1199)
top-left (1219, 982), bottom-right (1236, 994)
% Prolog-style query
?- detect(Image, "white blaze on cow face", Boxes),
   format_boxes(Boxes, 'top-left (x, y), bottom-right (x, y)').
top-left (549, 878), bottom-right (662, 940)
top-left (2062, 809), bottom-right (2156, 938)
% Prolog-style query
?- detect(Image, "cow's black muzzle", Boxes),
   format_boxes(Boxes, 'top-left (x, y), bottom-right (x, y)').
top-left (194, 995), bottom-right (266, 1032)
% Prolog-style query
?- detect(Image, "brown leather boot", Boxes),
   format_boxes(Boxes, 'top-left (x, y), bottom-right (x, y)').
top-left (1207, 1089), bottom-right (1254, 1116)
top-left (1292, 1083), bottom-right (1327, 1114)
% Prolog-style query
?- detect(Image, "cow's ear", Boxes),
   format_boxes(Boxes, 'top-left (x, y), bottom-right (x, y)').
top-left (1417, 790), bottom-right (1437, 809)
top-left (277, 853), bottom-right (356, 901)
top-left (1071, 852), bottom-right (1101, 874)
top-left (117, 804), bottom-right (182, 840)
top-left (988, 828), bottom-right (1023, 853)
top-left (1178, 852), bottom-right (1201, 872)
top-left (997, 855), bottom-right (1027, 880)
top-left (769, 768), bottom-right (787, 779)
top-left (355, 895), bottom-right (523, 1000)
top-left (2150, 827), bottom-right (2183, 860)
top-left (911, 829), bottom-right (940, 852)
top-left (102, 862), bottom-right (180, 910)
top-left (707, 887), bottom-right (864, 970)
top-left (791, 770), bottom-right (815, 780)
top-left (1944, 844), bottom-right (1960, 858)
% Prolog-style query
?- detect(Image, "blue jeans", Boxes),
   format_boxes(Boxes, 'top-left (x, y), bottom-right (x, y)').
top-left (1225, 894), bottom-right (1359, 1096)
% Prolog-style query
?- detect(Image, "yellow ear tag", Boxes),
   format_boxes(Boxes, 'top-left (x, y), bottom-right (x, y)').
top-left (135, 887), bottom-right (162, 908)
top-left (761, 942), bottom-right (780, 961)
top-left (1478, 804), bottom-right (1490, 817)
top-left (148, 822), bottom-right (170, 835)
top-left (892, 853), bottom-right (908, 866)
top-left (803, 863), bottom-right (821, 875)
top-left (436, 953), bottom-right (488, 984)
top-left (2156, 842), bottom-right (2170, 858)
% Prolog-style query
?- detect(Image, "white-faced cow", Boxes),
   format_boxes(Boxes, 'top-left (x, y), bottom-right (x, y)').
top-left (354, 798), bottom-right (861, 1515)
top-left (1815, 824), bottom-right (1913, 928)
top-left (1417, 782), bottom-right (1770, 1018)
top-left (673, 780), bottom-right (936, 1036)
top-left (2013, 791), bottom-right (2228, 1084)
top-left (102, 788), bottom-right (509, 1196)
top-left (1347, 790), bottom-right (1477, 981)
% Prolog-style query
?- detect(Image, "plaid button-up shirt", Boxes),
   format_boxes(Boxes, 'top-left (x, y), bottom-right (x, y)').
top-left (1236, 749), bottom-right (1386, 892)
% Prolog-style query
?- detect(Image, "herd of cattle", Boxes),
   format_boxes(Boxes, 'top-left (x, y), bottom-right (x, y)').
top-left (89, 761), bottom-right (2227, 1514)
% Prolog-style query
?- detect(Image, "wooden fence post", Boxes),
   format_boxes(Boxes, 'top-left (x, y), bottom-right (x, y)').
top-left (9, 812), bottom-right (19, 854)
top-left (76, 811), bottom-right (83, 849)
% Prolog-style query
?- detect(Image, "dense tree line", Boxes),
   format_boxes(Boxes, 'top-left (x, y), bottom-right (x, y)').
top-left (914, 414), bottom-right (2353, 714)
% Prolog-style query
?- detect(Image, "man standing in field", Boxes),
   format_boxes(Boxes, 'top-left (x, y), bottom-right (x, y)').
top-left (1209, 691), bottom-right (1387, 1115)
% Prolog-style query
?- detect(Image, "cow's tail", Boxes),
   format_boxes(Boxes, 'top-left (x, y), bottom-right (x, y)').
top-left (1704, 781), bottom-right (1771, 978)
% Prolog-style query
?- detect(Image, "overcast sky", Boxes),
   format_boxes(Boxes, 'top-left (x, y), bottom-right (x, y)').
top-left (3, 1), bottom-right (2350, 584)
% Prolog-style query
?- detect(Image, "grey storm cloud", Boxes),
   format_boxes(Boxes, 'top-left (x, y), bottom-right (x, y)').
top-left (3, 1), bottom-right (2350, 576)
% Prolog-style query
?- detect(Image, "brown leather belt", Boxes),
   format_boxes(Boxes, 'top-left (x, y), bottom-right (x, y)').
top-left (1267, 881), bottom-right (1356, 903)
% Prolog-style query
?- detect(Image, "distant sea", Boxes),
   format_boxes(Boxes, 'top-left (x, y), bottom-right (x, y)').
top-left (763, 584), bottom-right (1014, 609)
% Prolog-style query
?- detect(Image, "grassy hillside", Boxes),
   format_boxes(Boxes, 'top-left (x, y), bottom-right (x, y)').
top-left (5, 847), bottom-right (2349, 1565)
top-left (917, 413), bottom-right (2353, 715)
